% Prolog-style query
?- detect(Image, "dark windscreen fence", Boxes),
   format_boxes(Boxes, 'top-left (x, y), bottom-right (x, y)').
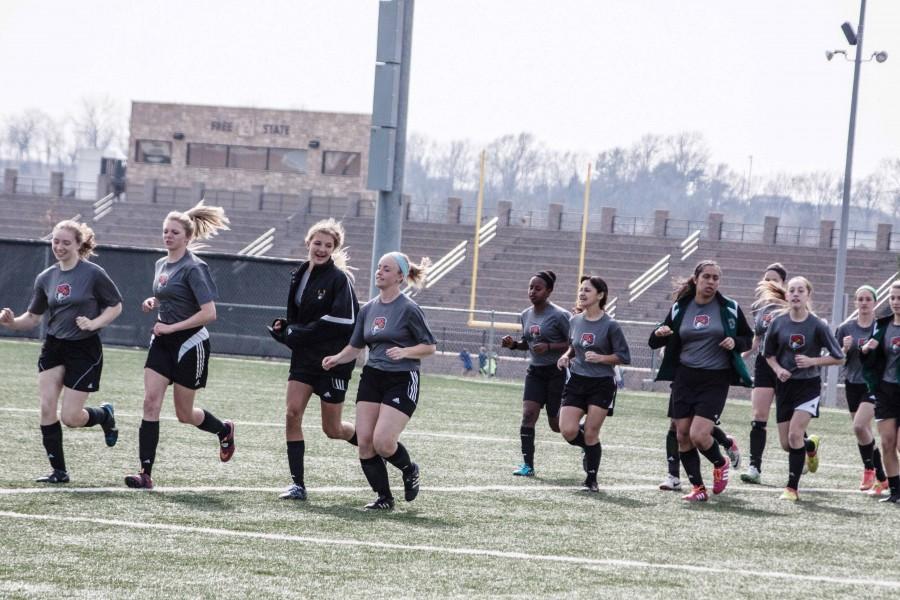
top-left (0, 238), bottom-right (295, 358)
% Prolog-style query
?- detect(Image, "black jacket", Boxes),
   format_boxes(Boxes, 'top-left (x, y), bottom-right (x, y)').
top-left (276, 259), bottom-right (359, 375)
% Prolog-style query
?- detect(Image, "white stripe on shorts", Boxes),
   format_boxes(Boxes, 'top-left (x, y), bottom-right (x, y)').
top-left (177, 327), bottom-right (210, 363)
top-left (407, 371), bottom-right (419, 405)
top-left (795, 395), bottom-right (820, 416)
top-left (70, 351), bottom-right (103, 390)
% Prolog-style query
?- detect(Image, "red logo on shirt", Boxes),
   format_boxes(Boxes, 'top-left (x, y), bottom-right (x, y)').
top-left (762, 313), bottom-right (773, 328)
top-left (580, 333), bottom-right (595, 347)
top-left (891, 337), bottom-right (900, 353)
top-left (158, 274), bottom-right (169, 287)
top-left (693, 315), bottom-right (710, 329)
top-left (789, 334), bottom-right (805, 351)
top-left (529, 324), bottom-right (541, 337)
top-left (55, 283), bottom-right (71, 302)
top-left (858, 338), bottom-right (869, 348)
top-left (372, 317), bottom-right (386, 334)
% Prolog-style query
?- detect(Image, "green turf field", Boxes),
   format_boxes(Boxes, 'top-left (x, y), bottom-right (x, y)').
top-left (0, 338), bottom-right (897, 599)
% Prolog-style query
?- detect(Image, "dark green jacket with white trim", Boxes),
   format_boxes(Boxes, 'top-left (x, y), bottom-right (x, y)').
top-left (860, 315), bottom-right (895, 393)
top-left (647, 291), bottom-right (754, 386)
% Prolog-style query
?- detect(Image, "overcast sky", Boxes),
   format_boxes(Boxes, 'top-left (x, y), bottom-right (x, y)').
top-left (1, 0), bottom-right (897, 178)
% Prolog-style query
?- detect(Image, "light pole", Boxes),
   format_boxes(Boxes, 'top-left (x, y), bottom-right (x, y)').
top-left (824, 0), bottom-right (888, 405)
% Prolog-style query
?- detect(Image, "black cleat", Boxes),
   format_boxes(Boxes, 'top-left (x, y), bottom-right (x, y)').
top-left (124, 472), bottom-right (154, 489)
top-left (219, 420), bottom-right (235, 462)
top-left (364, 495), bottom-right (395, 511)
top-left (879, 494), bottom-right (900, 504)
top-left (279, 484), bottom-right (307, 501)
top-left (100, 402), bottom-right (118, 447)
top-left (36, 469), bottom-right (69, 484)
top-left (580, 478), bottom-right (599, 493)
top-left (402, 462), bottom-right (420, 502)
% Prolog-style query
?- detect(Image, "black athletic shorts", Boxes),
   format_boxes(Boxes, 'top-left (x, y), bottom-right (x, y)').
top-left (670, 366), bottom-right (730, 422)
top-left (523, 364), bottom-right (564, 419)
top-left (775, 377), bottom-right (821, 423)
top-left (844, 382), bottom-right (875, 414)
top-left (562, 372), bottom-right (616, 414)
top-left (38, 334), bottom-right (103, 393)
top-left (753, 354), bottom-right (777, 389)
top-left (875, 381), bottom-right (900, 421)
top-left (289, 364), bottom-right (350, 404)
top-left (145, 326), bottom-right (210, 390)
top-left (356, 365), bottom-right (419, 418)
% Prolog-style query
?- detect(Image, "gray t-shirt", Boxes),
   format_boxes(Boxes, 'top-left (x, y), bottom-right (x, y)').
top-left (880, 322), bottom-right (900, 384)
top-left (678, 299), bottom-right (730, 370)
top-left (28, 260), bottom-right (123, 340)
top-left (350, 294), bottom-right (436, 372)
top-left (764, 313), bottom-right (845, 380)
top-left (520, 303), bottom-right (571, 366)
top-left (835, 319), bottom-right (874, 384)
top-left (754, 303), bottom-right (780, 356)
top-left (568, 313), bottom-right (631, 378)
top-left (153, 251), bottom-right (218, 325)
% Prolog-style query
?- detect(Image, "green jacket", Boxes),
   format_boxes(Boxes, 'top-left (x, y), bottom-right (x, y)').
top-left (860, 315), bottom-right (896, 392)
top-left (648, 291), bottom-right (753, 386)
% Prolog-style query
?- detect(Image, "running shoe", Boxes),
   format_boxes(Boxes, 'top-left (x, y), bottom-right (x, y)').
top-left (806, 434), bottom-right (821, 474)
top-left (658, 474), bottom-right (682, 491)
top-left (402, 463), bottom-right (420, 502)
top-left (724, 436), bottom-right (741, 470)
top-left (512, 464), bottom-right (535, 477)
top-left (364, 495), bottom-right (395, 510)
top-left (99, 402), bottom-right (118, 447)
top-left (780, 487), bottom-right (799, 502)
top-left (681, 485), bottom-right (709, 502)
top-left (869, 480), bottom-right (889, 497)
top-left (35, 469), bottom-right (69, 484)
top-left (580, 478), bottom-right (599, 493)
top-left (124, 472), bottom-right (154, 489)
top-left (712, 457), bottom-right (730, 495)
top-left (859, 468), bottom-right (876, 492)
top-left (219, 420), bottom-right (235, 462)
top-left (279, 484), bottom-right (307, 501)
top-left (740, 465), bottom-right (761, 484)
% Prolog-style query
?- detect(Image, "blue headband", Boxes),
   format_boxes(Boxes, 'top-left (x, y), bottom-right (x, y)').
top-left (390, 252), bottom-right (409, 278)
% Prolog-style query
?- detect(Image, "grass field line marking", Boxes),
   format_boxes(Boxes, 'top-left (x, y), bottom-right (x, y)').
top-left (0, 406), bottom-right (862, 471)
top-left (0, 484), bottom-right (872, 496)
top-left (0, 509), bottom-right (895, 589)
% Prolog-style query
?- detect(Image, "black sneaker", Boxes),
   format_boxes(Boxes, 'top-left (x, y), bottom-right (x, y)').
top-left (364, 495), bottom-right (395, 510)
top-left (100, 402), bottom-right (118, 447)
top-left (879, 494), bottom-right (900, 504)
top-left (402, 462), bottom-right (420, 502)
top-left (279, 484), bottom-right (307, 501)
top-left (124, 472), bottom-right (154, 489)
top-left (580, 478), bottom-right (599, 493)
top-left (36, 469), bottom-right (69, 484)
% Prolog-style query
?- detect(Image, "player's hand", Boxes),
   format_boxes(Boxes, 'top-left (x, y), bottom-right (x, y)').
top-left (862, 339), bottom-right (879, 353)
top-left (500, 335), bottom-right (515, 349)
top-left (776, 367), bottom-right (791, 382)
top-left (0, 307), bottom-right (14, 325)
top-left (794, 355), bottom-right (814, 368)
top-left (386, 347), bottom-right (407, 361)
top-left (142, 297), bottom-right (158, 313)
top-left (532, 342), bottom-right (548, 355)
top-left (322, 355), bottom-right (338, 370)
top-left (654, 326), bottom-right (673, 337)
top-left (719, 337), bottom-right (735, 351)
top-left (585, 351), bottom-right (603, 363)
top-left (152, 321), bottom-right (173, 336)
top-left (842, 335), bottom-right (853, 352)
top-left (75, 316), bottom-right (96, 331)
top-left (557, 355), bottom-right (570, 370)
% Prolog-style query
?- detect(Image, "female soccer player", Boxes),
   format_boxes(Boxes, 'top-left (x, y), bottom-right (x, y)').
top-left (124, 202), bottom-right (234, 489)
top-left (0, 220), bottom-right (122, 483)
top-left (740, 263), bottom-right (788, 484)
top-left (501, 270), bottom-right (571, 477)
top-left (322, 252), bottom-right (436, 510)
top-left (860, 281), bottom-right (900, 503)
top-left (268, 218), bottom-right (360, 501)
top-left (649, 260), bottom-right (753, 502)
top-left (763, 276), bottom-right (844, 501)
top-left (835, 285), bottom-right (888, 493)
top-left (557, 276), bottom-right (630, 492)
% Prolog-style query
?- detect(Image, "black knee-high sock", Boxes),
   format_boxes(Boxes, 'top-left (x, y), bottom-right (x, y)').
top-left (750, 420), bottom-right (767, 470)
top-left (360, 456), bottom-right (392, 498)
top-left (83, 406), bottom-right (109, 428)
top-left (139, 420), bottom-right (160, 476)
top-left (666, 428), bottom-right (680, 478)
top-left (348, 431), bottom-right (358, 446)
top-left (858, 441), bottom-right (876, 470)
top-left (711, 426), bottom-right (731, 449)
top-left (40, 422), bottom-right (66, 472)
top-left (874, 447), bottom-right (887, 481)
top-left (888, 475), bottom-right (900, 496)
top-left (680, 448), bottom-right (704, 488)
top-left (787, 446), bottom-right (805, 490)
top-left (520, 426), bottom-right (536, 467)
top-left (584, 442), bottom-right (601, 482)
top-left (287, 440), bottom-right (305, 487)
top-left (566, 430), bottom-right (587, 448)
top-left (197, 409), bottom-right (226, 437)
top-left (698, 441), bottom-right (726, 468)
top-left (385, 442), bottom-right (413, 473)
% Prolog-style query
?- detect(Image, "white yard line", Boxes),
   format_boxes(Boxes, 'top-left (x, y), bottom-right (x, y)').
top-left (0, 509), bottom-right (896, 589)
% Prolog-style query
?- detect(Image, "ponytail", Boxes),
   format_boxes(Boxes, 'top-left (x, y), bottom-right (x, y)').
top-left (166, 200), bottom-right (230, 249)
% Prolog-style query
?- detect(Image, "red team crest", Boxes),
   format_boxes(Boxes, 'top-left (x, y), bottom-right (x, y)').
top-left (158, 273), bottom-right (169, 287)
top-left (529, 324), bottom-right (541, 337)
top-left (789, 334), bottom-right (805, 350)
top-left (580, 332), bottom-right (595, 347)
top-left (55, 283), bottom-right (71, 302)
top-left (891, 337), bottom-right (900, 354)
top-left (372, 317), bottom-right (386, 333)
top-left (693, 315), bottom-right (710, 329)
top-left (762, 313), bottom-right (773, 328)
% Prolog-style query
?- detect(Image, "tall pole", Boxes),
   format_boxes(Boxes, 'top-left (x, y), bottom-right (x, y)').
top-left (468, 151), bottom-right (487, 320)
top-left (826, 0), bottom-right (866, 405)
top-left (576, 162), bottom-right (592, 304)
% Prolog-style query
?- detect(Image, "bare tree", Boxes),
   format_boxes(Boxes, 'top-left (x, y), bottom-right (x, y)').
top-left (665, 132), bottom-right (710, 182)
top-left (70, 95), bottom-right (125, 153)
top-left (436, 139), bottom-right (474, 193)
top-left (487, 133), bottom-right (540, 201)
top-left (852, 173), bottom-right (883, 228)
top-left (876, 158), bottom-right (900, 223)
top-left (4, 110), bottom-right (44, 162)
